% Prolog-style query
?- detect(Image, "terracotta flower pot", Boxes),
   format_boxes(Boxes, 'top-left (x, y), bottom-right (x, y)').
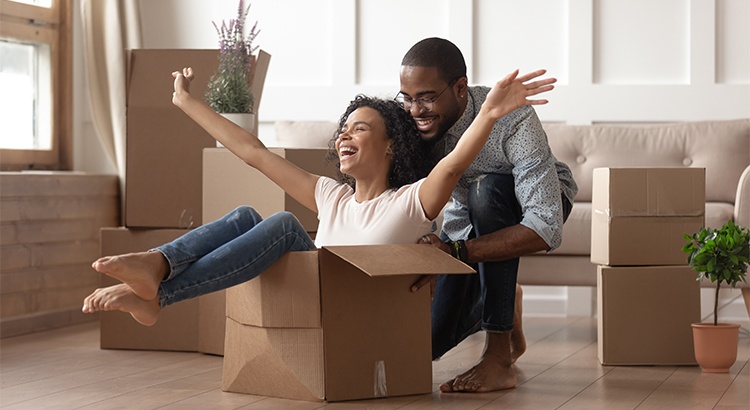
top-left (691, 322), bottom-right (741, 373)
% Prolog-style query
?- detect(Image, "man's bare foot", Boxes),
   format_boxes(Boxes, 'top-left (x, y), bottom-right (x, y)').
top-left (440, 331), bottom-right (517, 393)
top-left (82, 284), bottom-right (161, 326)
top-left (91, 251), bottom-right (168, 301)
top-left (510, 284), bottom-right (527, 364)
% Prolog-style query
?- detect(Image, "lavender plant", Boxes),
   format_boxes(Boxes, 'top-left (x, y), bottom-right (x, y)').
top-left (205, 0), bottom-right (259, 114)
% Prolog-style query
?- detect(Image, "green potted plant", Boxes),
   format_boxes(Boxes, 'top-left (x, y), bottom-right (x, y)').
top-left (205, 0), bottom-right (259, 134)
top-left (682, 219), bottom-right (749, 372)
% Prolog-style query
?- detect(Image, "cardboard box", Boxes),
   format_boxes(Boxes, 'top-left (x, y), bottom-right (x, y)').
top-left (198, 146), bottom-right (338, 355)
top-left (222, 245), bottom-right (475, 402)
top-left (597, 265), bottom-right (700, 365)
top-left (591, 167), bottom-right (705, 265)
top-left (203, 147), bottom-right (338, 231)
top-left (99, 227), bottom-right (199, 352)
top-left (125, 49), bottom-right (270, 229)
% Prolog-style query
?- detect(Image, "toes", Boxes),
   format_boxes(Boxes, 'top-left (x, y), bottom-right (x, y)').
top-left (439, 379), bottom-right (456, 392)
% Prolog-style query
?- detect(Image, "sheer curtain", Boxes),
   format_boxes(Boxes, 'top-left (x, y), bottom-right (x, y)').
top-left (81, 0), bottom-right (142, 224)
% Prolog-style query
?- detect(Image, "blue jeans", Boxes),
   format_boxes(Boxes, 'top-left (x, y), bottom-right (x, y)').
top-left (431, 173), bottom-right (572, 359)
top-left (154, 206), bottom-right (316, 308)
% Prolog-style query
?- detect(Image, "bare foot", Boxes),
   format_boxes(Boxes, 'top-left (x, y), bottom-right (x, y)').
top-left (511, 284), bottom-right (527, 364)
top-left (82, 284), bottom-right (161, 326)
top-left (91, 251), bottom-right (168, 301)
top-left (440, 331), bottom-right (517, 393)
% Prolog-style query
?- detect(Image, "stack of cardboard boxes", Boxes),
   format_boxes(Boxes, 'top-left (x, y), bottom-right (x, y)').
top-left (591, 167), bottom-right (704, 365)
top-left (99, 49), bottom-right (270, 353)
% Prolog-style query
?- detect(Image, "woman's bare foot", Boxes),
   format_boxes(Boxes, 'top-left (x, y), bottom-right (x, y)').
top-left (440, 331), bottom-right (517, 393)
top-left (510, 284), bottom-right (527, 364)
top-left (82, 284), bottom-right (161, 326)
top-left (91, 251), bottom-right (168, 301)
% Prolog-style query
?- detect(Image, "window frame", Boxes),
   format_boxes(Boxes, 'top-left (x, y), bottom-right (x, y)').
top-left (0, 0), bottom-right (72, 170)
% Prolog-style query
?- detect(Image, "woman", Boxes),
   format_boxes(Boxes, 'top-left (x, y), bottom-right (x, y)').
top-left (82, 67), bottom-right (555, 326)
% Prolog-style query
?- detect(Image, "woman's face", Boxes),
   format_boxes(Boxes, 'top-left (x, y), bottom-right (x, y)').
top-left (335, 107), bottom-right (393, 180)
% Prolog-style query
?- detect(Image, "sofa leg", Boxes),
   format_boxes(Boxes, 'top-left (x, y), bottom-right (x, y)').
top-left (742, 288), bottom-right (750, 321)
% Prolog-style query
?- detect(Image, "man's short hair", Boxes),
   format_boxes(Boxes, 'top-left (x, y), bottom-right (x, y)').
top-left (401, 37), bottom-right (467, 83)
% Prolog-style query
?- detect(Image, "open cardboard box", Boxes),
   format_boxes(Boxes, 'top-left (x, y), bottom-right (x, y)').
top-left (125, 49), bottom-right (270, 229)
top-left (222, 244), bottom-right (475, 402)
top-left (597, 265), bottom-right (700, 365)
top-left (199, 146), bottom-right (338, 356)
top-left (591, 167), bottom-right (705, 266)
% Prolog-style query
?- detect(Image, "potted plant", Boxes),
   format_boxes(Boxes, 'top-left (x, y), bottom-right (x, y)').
top-left (205, 0), bottom-right (259, 134)
top-left (682, 220), bottom-right (749, 372)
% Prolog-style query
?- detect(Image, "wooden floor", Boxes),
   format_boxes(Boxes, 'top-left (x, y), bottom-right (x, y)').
top-left (1, 317), bottom-right (748, 410)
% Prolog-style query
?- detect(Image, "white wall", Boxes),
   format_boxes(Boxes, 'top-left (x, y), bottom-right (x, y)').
top-left (73, 0), bottom-right (750, 318)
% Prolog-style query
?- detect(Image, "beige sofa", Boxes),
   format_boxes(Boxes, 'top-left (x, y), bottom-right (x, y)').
top-left (274, 118), bottom-right (750, 316)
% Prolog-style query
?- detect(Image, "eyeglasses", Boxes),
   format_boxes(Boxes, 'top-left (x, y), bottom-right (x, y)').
top-left (395, 77), bottom-right (460, 112)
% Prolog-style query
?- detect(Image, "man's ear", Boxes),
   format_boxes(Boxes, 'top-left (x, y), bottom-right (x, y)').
top-left (454, 77), bottom-right (469, 98)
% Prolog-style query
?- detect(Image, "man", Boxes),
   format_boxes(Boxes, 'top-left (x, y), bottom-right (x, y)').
top-left (403, 38), bottom-right (577, 392)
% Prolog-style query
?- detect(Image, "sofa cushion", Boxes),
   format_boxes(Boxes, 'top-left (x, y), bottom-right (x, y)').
top-left (545, 119), bottom-right (750, 203)
top-left (275, 121), bottom-right (338, 149)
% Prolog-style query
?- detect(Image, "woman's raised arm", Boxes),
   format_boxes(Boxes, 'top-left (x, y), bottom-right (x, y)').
top-left (172, 67), bottom-right (320, 213)
top-left (417, 69), bottom-right (557, 220)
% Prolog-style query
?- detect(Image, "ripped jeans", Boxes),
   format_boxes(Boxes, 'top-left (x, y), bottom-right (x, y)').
top-left (431, 173), bottom-right (572, 359)
top-left (154, 206), bottom-right (316, 308)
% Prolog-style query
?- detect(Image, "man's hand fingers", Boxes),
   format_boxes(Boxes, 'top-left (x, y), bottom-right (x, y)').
top-left (411, 274), bottom-right (435, 293)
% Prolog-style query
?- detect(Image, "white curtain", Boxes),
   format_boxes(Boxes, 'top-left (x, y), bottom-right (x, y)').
top-left (81, 0), bottom-right (142, 224)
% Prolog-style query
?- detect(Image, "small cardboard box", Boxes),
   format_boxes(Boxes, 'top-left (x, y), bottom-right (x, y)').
top-left (591, 167), bottom-right (705, 266)
top-left (597, 265), bottom-right (700, 365)
top-left (99, 227), bottom-right (198, 352)
top-left (222, 245), bottom-right (475, 402)
top-left (125, 49), bottom-right (270, 229)
top-left (198, 146), bottom-right (338, 356)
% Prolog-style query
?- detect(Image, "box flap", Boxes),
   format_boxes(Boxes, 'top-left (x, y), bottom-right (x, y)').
top-left (250, 50), bottom-right (270, 113)
top-left (321, 244), bottom-right (475, 277)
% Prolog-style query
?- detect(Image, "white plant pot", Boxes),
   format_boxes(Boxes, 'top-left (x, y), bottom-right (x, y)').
top-left (219, 113), bottom-right (256, 147)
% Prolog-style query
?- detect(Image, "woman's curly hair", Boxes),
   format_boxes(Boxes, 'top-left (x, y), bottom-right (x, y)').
top-left (326, 95), bottom-right (431, 190)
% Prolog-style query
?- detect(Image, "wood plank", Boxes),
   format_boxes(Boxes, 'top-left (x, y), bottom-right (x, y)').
top-left (558, 366), bottom-right (678, 410)
top-left (1, 286), bottom-right (96, 318)
top-left (0, 173), bottom-right (118, 198)
top-left (0, 263), bottom-right (100, 295)
top-left (0, 244), bottom-right (31, 271)
top-left (1, 217), bottom-right (118, 245)
top-left (636, 323), bottom-right (750, 410)
top-left (0, 196), bottom-right (119, 222)
top-left (29, 239), bottom-right (100, 268)
top-left (715, 360), bottom-right (749, 408)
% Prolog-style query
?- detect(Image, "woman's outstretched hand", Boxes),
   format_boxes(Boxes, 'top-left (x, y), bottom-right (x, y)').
top-left (482, 69), bottom-right (556, 120)
top-left (172, 67), bottom-right (195, 107)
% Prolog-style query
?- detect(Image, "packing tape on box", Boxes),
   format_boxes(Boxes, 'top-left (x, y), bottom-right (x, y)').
top-left (374, 360), bottom-right (387, 397)
top-left (595, 207), bottom-right (704, 218)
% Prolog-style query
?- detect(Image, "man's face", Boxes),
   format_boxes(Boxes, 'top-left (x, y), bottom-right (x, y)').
top-left (398, 65), bottom-right (464, 144)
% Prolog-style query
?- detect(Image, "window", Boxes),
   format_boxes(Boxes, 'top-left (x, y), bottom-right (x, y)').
top-left (0, 0), bottom-right (72, 170)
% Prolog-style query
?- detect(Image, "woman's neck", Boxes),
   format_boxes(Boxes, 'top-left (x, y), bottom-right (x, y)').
top-left (353, 176), bottom-right (390, 203)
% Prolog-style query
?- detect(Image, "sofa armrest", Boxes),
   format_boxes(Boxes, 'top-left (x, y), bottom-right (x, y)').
top-left (734, 165), bottom-right (750, 229)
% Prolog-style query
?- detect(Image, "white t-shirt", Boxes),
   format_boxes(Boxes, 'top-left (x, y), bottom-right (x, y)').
top-left (313, 177), bottom-right (434, 247)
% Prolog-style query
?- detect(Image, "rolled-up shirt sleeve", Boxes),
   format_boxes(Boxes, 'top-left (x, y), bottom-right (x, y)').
top-left (505, 108), bottom-right (565, 250)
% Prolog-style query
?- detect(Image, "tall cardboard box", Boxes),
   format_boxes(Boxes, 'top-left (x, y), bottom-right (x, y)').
top-left (99, 227), bottom-right (199, 352)
top-left (125, 49), bottom-right (270, 229)
top-left (597, 265), bottom-right (700, 365)
top-left (222, 245), bottom-right (475, 402)
top-left (202, 147), bottom-right (338, 231)
top-left (591, 167), bottom-right (705, 266)
top-left (198, 146), bottom-right (338, 355)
